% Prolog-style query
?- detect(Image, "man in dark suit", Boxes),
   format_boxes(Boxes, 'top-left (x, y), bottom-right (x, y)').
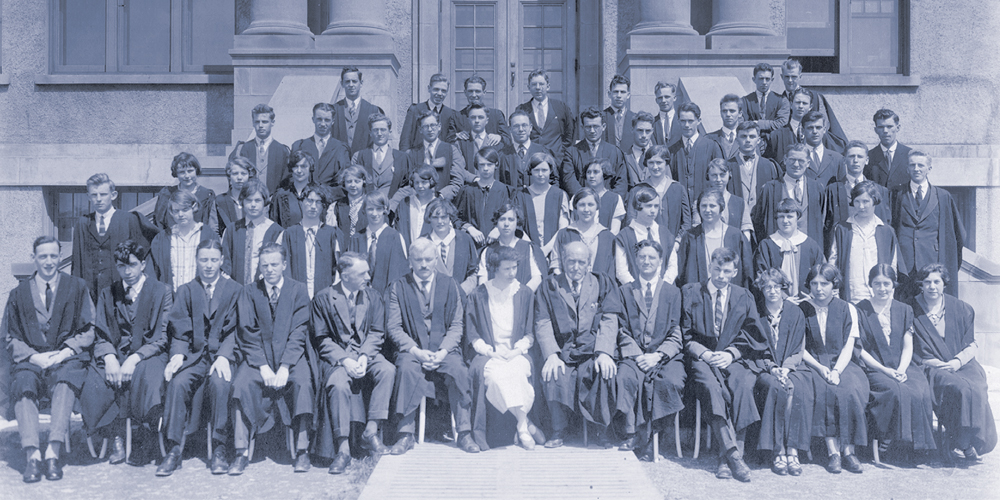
top-left (281, 184), bottom-right (341, 299)
top-left (229, 243), bottom-right (314, 475)
top-left (386, 238), bottom-right (479, 455)
top-left (455, 74), bottom-right (510, 147)
top-left (652, 81), bottom-right (704, 148)
top-left (624, 111), bottom-right (656, 189)
top-left (779, 58), bottom-right (847, 153)
top-left (706, 94), bottom-right (742, 160)
top-left (742, 63), bottom-right (790, 135)
top-left (352, 113), bottom-right (411, 210)
top-left (229, 104), bottom-right (292, 193)
top-left (456, 104), bottom-right (493, 172)
top-left (499, 110), bottom-right (554, 188)
top-left (727, 122), bottom-right (781, 246)
top-left (800, 110), bottom-right (845, 185)
top-left (889, 150), bottom-right (966, 298)
top-left (562, 107), bottom-right (628, 197)
top-left (824, 140), bottom-right (892, 247)
top-left (535, 242), bottom-right (620, 448)
top-left (157, 239), bottom-right (241, 476)
top-left (681, 247), bottom-right (761, 482)
top-left (515, 69), bottom-right (575, 161)
top-left (72, 173), bottom-right (146, 301)
top-left (399, 73), bottom-right (460, 151)
top-left (312, 252), bottom-right (395, 471)
top-left (669, 102), bottom-right (725, 204)
top-left (332, 67), bottom-right (385, 156)
top-left (291, 103), bottom-right (352, 188)
top-left (865, 108), bottom-right (912, 192)
top-left (602, 74), bottom-right (636, 152)
top-left (752, 143), bottom-right (827, 245)
top-left (405, 110), bottom-right (468, 201)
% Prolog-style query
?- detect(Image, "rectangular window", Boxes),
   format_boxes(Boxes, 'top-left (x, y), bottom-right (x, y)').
top-left (46, 187), bottom-right (159, 243)
top-left (454, 3), bottom-right (498, 108)
top-left (786, 0), bottom-right (907, 75)
top-left (50, 0), bottom-right (234, 75)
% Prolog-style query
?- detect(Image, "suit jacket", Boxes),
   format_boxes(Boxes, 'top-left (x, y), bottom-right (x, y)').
top-left (498, 141), bottom-right (555, 188)
top-left (561, 140), bottom-right (628, 197)
top-left (282, 224), bottom-right (340, 296)
top-left (291, 135), bottom-right (352, 188)
top-left (269, 181), bottom-right (306, 229)
top-left (455, 180), bottom-right (512, 236)
top-left (681, 281), bottom-right (765, 360)
top-left (515, 98), bottom-right (576, 160)
top-left (71, 210), bottom-right (146, 300)
top-left (333, 98), bottom-right (384, 155)
top-left (865, 143), bottom-right (913, 193)
top-left (221, 220), bottom-right (284, 285)
top-left (386, 272), bottom-right (464, 353)
top-left (238, 278), bottom-right (310, 371)
top-left (313, 283), bottom-right (386, 364)
top-left (741, 91), bottom-right (790, 133)
top-left (229, 139), bottom-right (292, 194)
top-left (752, 177), bottom-right (827, 245)
top-left (823, 178), bottom-right (891, 243)
top-left (806, 147), bottom-right (844, 186)
top-left (706, 129), bottom-right (740, 160)
top-left (167, 276), bottom-right (241, 370)
top-left (399, 102), bottom-right (460, 151)
top-left (612, 280), bottom-right (683, 360)
top-left (93, 278), bottom-right (172, 361)
top-left (353, 147), bottom-right (411, 208)
top-left (145, 225), bottom-right (219, 289)
top-left (889, 185), bottom-right (965, 296)
top-left (4, 273), bottom-right (95, 363)
top-left (669, 135), bottom-right (725, 203)
top-left (652, 111), bottom-right (704, 148)
top-left (726, 155), bottom-right (780, 204)
top-left (602, 107), bottom-right (637, 152)
top-left (458, 106), bottom-right (512, 146)
top-left (348, 225), bottom-right (408, 294)
top-left (216, 192), bottom-right (241, 239)
top-left (406, 141), bottom-right (467, 201)
top-left (533, 273), bottom-right (620, 363)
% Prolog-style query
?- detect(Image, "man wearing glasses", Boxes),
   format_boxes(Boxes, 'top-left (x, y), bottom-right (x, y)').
top-left (751, 143), bottom-right (828, 246)
top-left (405, 111), bottom-right (467, 202)
top-left (498, 110), bottom-right (555, 188)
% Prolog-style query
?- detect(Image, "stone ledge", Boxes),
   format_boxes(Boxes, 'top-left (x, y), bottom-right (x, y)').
top-left (805, 73), bottom-right (921, 88)
top-left (0, 73), bottom-right (9, 86)
top-left (33, 73), bottom-right (234, 85)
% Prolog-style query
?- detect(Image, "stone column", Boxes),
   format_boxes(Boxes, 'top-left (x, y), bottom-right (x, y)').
top-left (242, 0), bottom-right (312, 35)
top-left (629, 0), bottom-right (698, 36)
top-left (707, 0), bottom-right (775, 36)
top-left (322, 0), bottom-right (390, 35)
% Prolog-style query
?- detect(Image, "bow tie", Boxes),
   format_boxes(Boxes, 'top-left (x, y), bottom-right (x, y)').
top-left (742, 155), bottom-right (754, 162)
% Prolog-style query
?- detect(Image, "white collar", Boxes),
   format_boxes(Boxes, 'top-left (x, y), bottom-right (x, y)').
top-left (345, 96), bottom-right (361, 109)
top-left (685, 132), bottom-right (699, 146)
top-left (256, 135), bottom-right (273, 150)
top-left (533, 97), bottom-right (549, 109)
top-left (659, 109), bottom-right (674, 121)
top-left (587, 140), bottom-right (601, 151)
top-left (910, 180), bottom-right (930, 195)
top-left (429, 227), bottom-right (456, 246)
top-left (638, 275), bottom-right (657, 293)
top-left (846, 173), bottom-right (865, 185)
top-left (516, 139), bottom-right (532, 150)
top-left (770, 230), bottom-right (808, 249)
top-left (97, 206), bottom-right (116, 222)
top-left (314, 134), bottom-right (331, 147)
top-left (882, 141), bottom-right (897, 154)
top-left (707, 280), bottom-right (729, 298)
top-left (846, 214), bottom-right (884, 229)
top-left (783, 175), bottom-right (803, 189)
top-left (368, 222), bottom-right (388, 239)
top-left (200, 274), bottom-right (221, 289)
top-left (266, 276), bottom-right (284, 293)
top-left (486, 279), bottom-right (521, 299)
top-left (424, 139), bottom-right (439, 152)
top-left (473, 130), bottom-right (487, 142)
top-left (302, 222), bottom-right (322, 234)
top-left (35, 273), bottom-right (59, 293)
top-left (373, 143), bottom-right (388, 154)
top-left (811, 143), bottom-right (825, 159)
top-left (426, 101), bottom-right (442, 113)
top-left (125, 274), bottom-right (146, 298)
top-left (630, 219), bottom-right (659, 235)
top-left (721, 126), bottom-right (736, 137)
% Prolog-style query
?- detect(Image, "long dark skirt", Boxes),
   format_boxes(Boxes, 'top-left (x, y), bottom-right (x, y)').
top-left (925, 359), bottom-right (997, 454)
top-left (807, 362), bottom-right (869, 446)
top-left (755, 369), bottom-right (814, 451)
top-left (865, 363), bottom-right (936, 450)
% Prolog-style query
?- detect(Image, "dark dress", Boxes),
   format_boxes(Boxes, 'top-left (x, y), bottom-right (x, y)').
top-left (910, 295), bottom-right (996, 455)
top-left (856, 299), bottom-right (936, 450)
top-left (754, 300), bottom-right (814, 451)
top-left (675, 224), bottom-right (753, 288)
top-left (800, 298), bottom-right (869, 446)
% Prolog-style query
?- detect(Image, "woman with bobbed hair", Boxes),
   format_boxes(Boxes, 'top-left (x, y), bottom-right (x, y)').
top-left (910, 263), bottom-right (996, 462)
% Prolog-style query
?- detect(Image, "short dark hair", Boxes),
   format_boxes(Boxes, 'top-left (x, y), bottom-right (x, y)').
top-left (509, 109), bottom-right (531, 125)
top-left (634, 239), bottom-right (663, 258)
top-left (171, 152), bottom-right (202, 177)
top-left (710, 247), bottom-right (739, 268)
top-left (337, 251), bottom-right (366, 274)
top-left (791, 87), bottom-right (813, 105)
top-left (487, 245), bottom-right (520, 272)
top-left (873, 108), bottom-right (900, 125)
top-left (584, 158), bottom-right (614, 180)
top-left (632, 111), bottom-right (655, 129)
top-left (609, 74), bottom-right (630, 91)
top-left (677, 102), bottom-right (701, 119)
top-left (424, 198), bottom-right (458, 226)
top-left (631, 186), bottom-right (659, 211)
top-left (736, 121), bottom-right (760, 135)
top-left (850, 180), bottom-right (883, 207)
top-left (197, 238), bottom-right (224, 255)
top-left (917, 263), bottom-right (950, 287)
top-left (491, 202), bottom-right (524, 229)
top-left (258, 241), bottom-right (287, 261)
top-left (528, 152), bottom-right (556, 174)
top-left (802, 110), bottom-right (826, 127)
top-left (288, 149), bottom-right (315, 174)
top-left (579, 107), bottom-right (603, 123)
top-left (868, 263), bottom-right (898, 288)
top-left (226, 156), bottom-right (257, 179)
top-left (252, 104), bottom-right (275, 121)
top-left (753, 62), bottom-right (774, 77)
top-left (239, 178), bottom-right (270, 203)
top-left (476, 146), bottom-right (502, 166)
top-left (775, 198), bottom-right (803, 218)
top-left (301, 183), bottom-right (333, 211)
top-left (528, 69), bottom-right (549, 84)
top-left (466, 103), bottom-right (487, 116)
top-left (33, 235), bottom-right (61, 253)
top-left (114, 239), bottom-right (148, 264)
top-left (464, 74), bottom-right (487, 90)
top-left (368, 112), bottom-right (392, 131)
top-left (313, 102), bottom-right (336, 116)
top-left (643, 144), bottom-right (671, 166)
top-left (341, 66), bottom-right (363, 81)
top-left (697, 189), bottom-right (726, 213)
top-left (414, 165), bottom-right (439, 184)
top-left (417, 110), bottom-right (439, 128)
top-left (719, 94), bottom-right (741, 108)
top-left (805, 263), bottom-right (842, 290)
top-left (571, 187), bottom-right (600, 209)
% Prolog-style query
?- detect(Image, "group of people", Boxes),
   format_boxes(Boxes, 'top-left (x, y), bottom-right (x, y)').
top-left (2, 59), bottom-right (996, 486)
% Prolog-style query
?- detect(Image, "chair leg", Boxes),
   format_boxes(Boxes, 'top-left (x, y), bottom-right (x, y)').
top-left (207, 423), bottom-right (213, 459)
top-left (248, 429), bottom-right (256, 461)
top-left (583, 420), bottom-right (589, 447)
top-left (99, 437), bottom-right (108, 459)
top-left (64, 430), bottom-right (71, 455)
top-left (286, 426), bottom-right (295, 459)
top-left (417, 397), bottom-right (427, 445)
top-left (694, 399), bottom-right (701, 459)
top-left (87, 436), bottom-right (98, 459)
top-left (873, 439), bottom-right (881, 465)
top-left (450, 411), bottom-right (458, 442)
top-left (674, 412), bottom-right (682, 458)
top-left (125, 417), bottom-right (132, 462)
top-left (158, 418), bottom-right (167, 457)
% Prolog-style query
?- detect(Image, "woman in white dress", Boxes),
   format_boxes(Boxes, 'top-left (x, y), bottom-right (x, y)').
top-left (466, 245), bottom-right (546, 450)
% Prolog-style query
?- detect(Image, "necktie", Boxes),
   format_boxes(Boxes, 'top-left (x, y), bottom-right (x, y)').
top-left (726, 131), bottom-right (734, 145)
top-left (124, 285), bottom-right (134, 304)
top-left (743, 154), bottom-right (754, 163)
top-left (794, 181), bottom-right (803, 204)
top-left (349, 201), bottom-right (361, 236)
top-left (644, 282), bottom-right (653, 310)
top-left (886, 148), bottom-right (894, 165)
top-left (684, 139), bottom-right (692, 155)
top-left (349, 101), bottom-right (357, 120)
top-left (347, 292), bottom-right (357, 324)
top-left (317, 137), bottom-right (327, 154)
top-left (98, 215), bottom-right (106, 237)
top-left (760, 93), bottom-right (766, 113)
top-left (374, 147), bottom-right (385, 166)
top-left (770, 313), bottom-right (780, 344)
top-left (518, 145), bottom-right (526, 160)
top-left (915, 186), bottom-right (924, 213)
top-left (421, 279), bottom-right (431, 297)
top-left (257, 141), bottom-right (267, 179)
top-left (45, 283), bottom-right (53, 310)
top-left (646, 226), bottom-right (654, 242)
top-left (714, 289), bottom-right (724, 335)
top-left (811, 149), bottom-right (821, 174)
top-left (440, 242), bottom-right (448, 265)
top-left (662, 117), bottom-right (669, 144)
top-left (537, 103), bottom-right (546, 127)
top-left (425, 145), bottom-right (433, 166)
top-left (244, 221), bottom-right (255, 284)
top-left (571, 280), bottom-right (580, 298)
top-left (474, 134), bottom-right (484, 152)
top-left (367, 234), bottom-right (377, 267)
top-left (205, 282), bottom-right (214, 301)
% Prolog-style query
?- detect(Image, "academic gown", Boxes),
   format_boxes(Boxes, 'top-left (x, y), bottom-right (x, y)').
top-left (669, 136), bottom-right (725, 204)
top-left (625, 181), bottom-right (692, 238)
top-left (145, 225), bottom-right (219, 289)
top-left (830, 222), bottom-right (899, 303)
top-left (269, 181), bottom-right (307, 229)
top-left (71, 210), bottom-right (146, 301)
top-left (754, 235), bottom-right (826, 296)
top-left (800, 298), bottom-right (869, 445)
top-left (465, 284), bottom-right (535, 450)
top-left (80, 279), bottom-right (171, 431)
top-left (498, 142), bottom-right (555, 189)
top-left (455, 181), bottom-right (513, 238)
top-left (823, 179), bottom-right (892, 245)
top-left (228, 139), bottom-right (292, 194)
top-left (675, 224), bottom-right (754, 288)
top-left (221, 220), bottom-right (284, 285)
top-left (533, 273), bottom-right (620, 427)
top-left (752, 178), bottom-right (827, 246)
top-left (481, 239), bottom-right (547, 287)
top-left (333, 98), bottom-right (385, 155)
top-left (515, 99), bottom-right (576, 161)
top-left (608, 281), bottom-right (686, 431)
top-left (216, 192), bottom-right (241, 239)
top-left (348, 226), bottom-right (408, 294)
top-left (754, 300), bottom-right (813, 451)
top-left (890, 185), bottom-right (965, 297)
top-left (281, 224), bottom-right (341, 296)
top-left (856, 299), bottom-right (936, 450)
top-left (518, 186), bottom-right (567, 248)
top-left (291, 136), bottom-right (352, 189)
top-left (910, 295), bottom-right (996, 454)
top-left (615, 224), bottom-right (675, 283)
top-left (552, 226), bottom-right (615, 279)
top-left (152, 185), bottom-right (217, 233)
top-left (561, 140), bottom-right (628, 197)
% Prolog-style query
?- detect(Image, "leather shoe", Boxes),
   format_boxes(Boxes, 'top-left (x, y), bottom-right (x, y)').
top-left (826, 453), bottom-right (842, 474)
top-left (22, 458), bottom-right (42, 483)
top-left (210, 445), bottom-right (229, 475)
top-left (293, 451), bottom-right (312, 472)
top-left (964, 446), bottom-right (980, 462)
top-left (44, 458), bottom-right (63, 481)
top-left (618, 433), bottom-right (639, 452)
top-left (637, 439), bottom-right (656, 462)
top-left (328, 452), bottom-right (351, 475)
top-left (458, 432), bottom-right (480, 453)
top-left (109, 436), bottom-right (127, 464)
top-left (227, 454), bottom-right (249, 476)
top-left (786, 455), bottom-right (803, 476)
top-left (544, 429), bottom-right (566, 449)
top-left (593, 426), bottom-right (614, 449)
top-left (843, 453), bottom-right (863, 474)
top-left (390, 433), bottom-right (415, 455)
top-left (771, 454), bottom-right (788, 475)
top-left (361, 432), bottom-right (390, 456)
top-left (715, 458), bottom-right (732, 480)
top-left (727, 450), bottom-right (752, 483)
top-left (156, 448), bottom-right (182, 476)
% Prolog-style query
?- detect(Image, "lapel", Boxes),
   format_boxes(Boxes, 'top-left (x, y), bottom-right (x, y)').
top-left (372, 148), bottom-right (394, 175)
top-left (872, 147), bottom-right (890, 181)
top-left (21, 279), bottom-right (50, 346)
top-left (87, 213), bottom-right (104, 242)
top-left (478, 286), bottom-right (496, 345)
top-left (354, 288), bottom-right (369, 332)
top-left (576, 274), bottom-right (599, 330)
top-left (917, 185), bottom-right (939, 223)
top-left (130, 280), bottom-right (157, 351)
top-left (866, 305), bottom-right (892, 362)
top-left (914, 306), bottom-right (948, 357)
top-left (900, 187), bottom-right (919, 220)
top-left (632, 285), bottom-right (648, 318)
top-left (332, 283), bottom-right (354, 331)
top-left (555, 275), bottom-right (578, 320)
